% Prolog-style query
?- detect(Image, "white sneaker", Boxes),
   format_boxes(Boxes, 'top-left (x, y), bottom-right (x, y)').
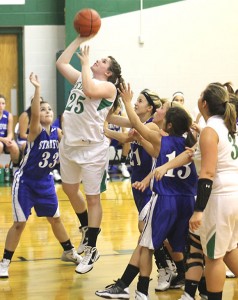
top-left (0, 259), bottom-right (10, 278)
top-left (155, 267), bottom-right (176, 291)
top-left (75, 246), bottom-right (100, 274)
top-left (178, 292), bottom-right (194, 300)
top-left (77, 226), bottom-right (88, 254)
top-left (107, 172), bottom-right (110, 180)
top-left (226, 269), bottom-right (235, 278)
top-left (61, 248), bottom-right (82, 264)
top-left (166, 259), bottom-right (177, 276)
top-left (119, 163), bottom-right (130, 178)
top-left (135, 290), bottom-right (149, 300)
top-left (95, 279), bottom-right (130, 299)
top-left (52, 169), bottom-right (61, 182)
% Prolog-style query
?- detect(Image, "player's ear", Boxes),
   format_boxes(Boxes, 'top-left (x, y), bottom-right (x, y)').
top-left (105, 70), bottom-right (112, 78)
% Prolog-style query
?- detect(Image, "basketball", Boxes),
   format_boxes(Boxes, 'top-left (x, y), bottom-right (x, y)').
top-left (73, 8), bottom-right (101, 37)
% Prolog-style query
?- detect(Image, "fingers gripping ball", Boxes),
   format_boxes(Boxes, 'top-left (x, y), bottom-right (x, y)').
top-left (73, 8), bottom-right (101, 37)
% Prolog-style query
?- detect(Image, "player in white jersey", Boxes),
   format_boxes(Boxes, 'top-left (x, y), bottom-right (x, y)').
top-left (188, 83), bottom-right (238, 300)
top-left (56, 35), bottom-right (124, 274)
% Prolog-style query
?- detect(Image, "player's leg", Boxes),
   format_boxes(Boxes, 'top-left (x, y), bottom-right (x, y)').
top-left (47, 216), bottom-right (82, 264)
top-left (0, 221), bottom-right (26, 278)
top-left (75, 193), bottom-right (101, 274)
top-left (205, 256), bottom-right (225, 300)
top-left (95, 245), bottom-right (141, 299)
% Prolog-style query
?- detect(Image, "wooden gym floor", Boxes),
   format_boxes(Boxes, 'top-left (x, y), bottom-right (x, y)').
top-left (0, 175), bottom-right (237, 300)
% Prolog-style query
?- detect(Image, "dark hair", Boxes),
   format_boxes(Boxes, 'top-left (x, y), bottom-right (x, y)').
top-left (26, 96), bottom-right (45, 123)
top-left (165, 106), bottom-right (196, 147)
top-left (140, 89), bottom-right (162, 114)
top-left (0, 94), bottom-right (6, 100)
top-left (202, 83), bottom-right (236, 137)
top-left (229, 93), bottom-right (238, 117)
top-left (107, 56), bottom-right (124, 113)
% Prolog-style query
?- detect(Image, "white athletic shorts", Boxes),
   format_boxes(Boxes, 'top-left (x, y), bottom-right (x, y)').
top-left (200, 193), bottom-right (238, 259)
top-left (59, 136), bottom-right (110, 195)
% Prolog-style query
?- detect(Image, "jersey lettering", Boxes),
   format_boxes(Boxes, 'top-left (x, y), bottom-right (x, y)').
top-left (228, 133), bottom-right (238, 160)
top-left (39, 151), bottom-right (59, 169)
top-left (130, 147), bottom-right (141, 166)
top-left (65, 92), bottom-right (86, 115)
top-left (165, 151), bottom-right (191, 179)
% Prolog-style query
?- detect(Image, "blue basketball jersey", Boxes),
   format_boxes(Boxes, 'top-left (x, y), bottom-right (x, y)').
top-left (130, 117), bottom-right (154, 214)
top-left (153, 136), bottom-right (198, 196)
top-left (0, 110), bottom-right (9, 137)
top-left (18, 126), bottom-right (59, 180)
top-left (130, 117), bottom-right (154, 183)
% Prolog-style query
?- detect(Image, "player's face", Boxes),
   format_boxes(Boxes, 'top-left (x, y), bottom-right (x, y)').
top-left (40, 103), bottom-right (54, 124)
top-left (91, 57), bottom-right (112, 76)
top-left (0, 97), bottom-right (6, 112)
top-left (173, 96), bottom-right (184, 105)
top-left (134, 94), bottom-right (151, 117)
top-left (152, 102), bottom-right (169, 127)
top-left (198, 92), bottom-right (204, 114)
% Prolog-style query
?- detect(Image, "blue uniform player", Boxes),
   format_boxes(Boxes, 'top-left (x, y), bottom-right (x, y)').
top-left (0, 73), bottom-right (82, 279)
top-left (0, 95), bottom-right (20, 164)
top-left (118, 83), bottom-right (197, 300)
top-left (96, 89), bottom-right (164, 299)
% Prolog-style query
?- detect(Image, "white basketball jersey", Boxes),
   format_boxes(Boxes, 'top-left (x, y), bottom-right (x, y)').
top-left (63, 75), bottom-right (116, 146)
top-left (206, 115), bottom-right (238, 194)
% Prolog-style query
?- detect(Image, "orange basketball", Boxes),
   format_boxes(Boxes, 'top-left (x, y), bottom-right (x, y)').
top-left (73, 8), bottom-right (101, 37)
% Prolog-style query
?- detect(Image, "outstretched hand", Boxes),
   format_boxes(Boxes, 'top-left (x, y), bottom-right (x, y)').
top-left (118, 83), bottom-right (134, 104)
top-left (29, 72), bottom-right (40, 88)
top-left (76, 45), bottom-right (90, 66)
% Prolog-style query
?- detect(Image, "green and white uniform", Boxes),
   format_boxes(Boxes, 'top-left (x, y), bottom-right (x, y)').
top-left (199, 115), bottom-right (238, 259)
top-left (59, 75), bottom-right (116, 194)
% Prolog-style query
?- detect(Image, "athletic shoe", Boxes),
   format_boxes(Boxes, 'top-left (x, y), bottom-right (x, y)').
top-left (155, 267), bottom-right (176, 291)
top-left (178, 292), bottom-right (194, 300)
top-left (107, 172), bottom-right (110, 180)
top-left (75, 246), bottom-right (100, 274)
top-left (226, 269), bottom-right (236, 278)
top-left (77, 226), bottom-right (88, 254)
top-left (119, 163), bottom-right (130, 178)
top-left (166, 259), bottom-right (177, 276)
top-left (52, 169), bottom-right (61, 182)
top-left (61, 248), bottom-right (82, 264)
top-left (95, 279), bottom-right (130, 299)
top-left (135, 290), bottom-right (149, 300)
top-left (170, 272), bottom-right (185, 289)
top-left (199, 293), bottom-right (208, 300)
top-left (0, 259), bottom-right (10, 278)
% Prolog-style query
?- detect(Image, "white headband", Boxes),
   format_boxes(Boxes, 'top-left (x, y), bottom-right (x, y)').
top-left (173, 92), bottom-right (184, 99)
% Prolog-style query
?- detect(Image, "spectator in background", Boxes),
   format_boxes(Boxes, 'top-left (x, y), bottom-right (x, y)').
top-left (0, 94), bottom-right (20, 164)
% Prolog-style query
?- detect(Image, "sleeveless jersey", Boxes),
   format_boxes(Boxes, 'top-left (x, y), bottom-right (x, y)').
top-left (153, 135), bottom-right (198, 196)
top-left (63, 75), bottom-right (116, 146)
top-left (206, 115), bottom-right (238, 194)
top-left (17, 126), bottom-right (59, 180)
top-left (130, 117), bottom-right (154, 183)
top-left (0, 110), bottom-right (9, 137)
